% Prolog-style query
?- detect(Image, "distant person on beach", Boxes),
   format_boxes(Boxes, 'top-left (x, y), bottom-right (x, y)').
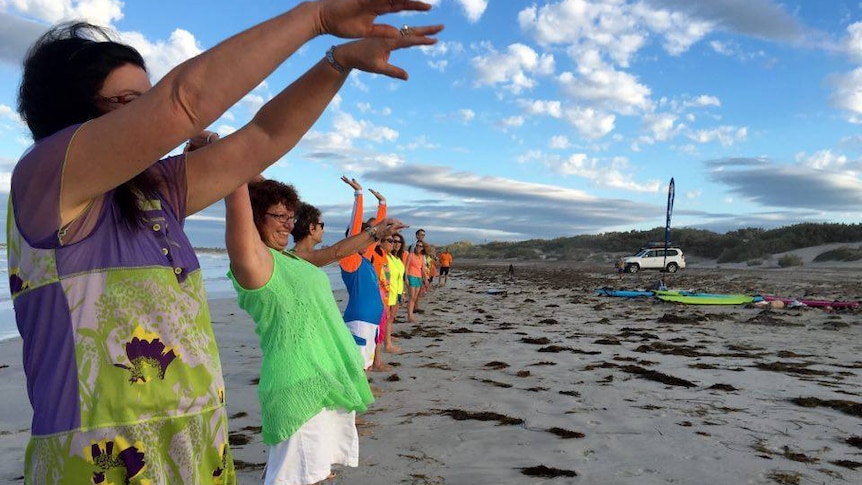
top-left (438, 247), bottom-right (453, 286)
top-left (507, 264), bottom-right (516, 280)
top-left (225, 179), bottom-right (392, 484)
top-left (6, 2), bottom-right (440, 483)
top-left (615, 257), bottom-right (626, 280)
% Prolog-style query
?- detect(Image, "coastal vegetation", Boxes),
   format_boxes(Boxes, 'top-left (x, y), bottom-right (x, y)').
top-left (447, 223), bottom-right (862, 263)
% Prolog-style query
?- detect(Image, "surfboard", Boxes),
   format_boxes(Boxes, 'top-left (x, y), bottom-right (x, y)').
top-left (656, 292), bottom-right (755, 305)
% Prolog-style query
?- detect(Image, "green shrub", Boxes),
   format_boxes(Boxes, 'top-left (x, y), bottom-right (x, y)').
top-left (746, 259), bottom-right (764, 266)
top-left (777, 253), bottom-right (803, 267)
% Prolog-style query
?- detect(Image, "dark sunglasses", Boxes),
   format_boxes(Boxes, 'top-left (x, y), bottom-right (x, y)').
top-left (315, 221), bottom-right (325, 228)
top-left (384, 238), bottom-right (395, 243)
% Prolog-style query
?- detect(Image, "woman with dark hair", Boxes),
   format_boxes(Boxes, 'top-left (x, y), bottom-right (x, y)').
top-left (225, 180), bottom-right (401, 484)
top-left (384, 233), bottom-right (406, 351)
top-left (7, 1), bottom-right (441, 482)
top-left (291, 200), bottom-right (405, 267)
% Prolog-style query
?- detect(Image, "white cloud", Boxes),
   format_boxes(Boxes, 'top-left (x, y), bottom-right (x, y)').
top-left (549, 135), bottom-right (570, 149)
top-left (795, 149), bottom-right (850, 171)
top-left (122, 29), bottom-right (202, 81)
top-left (459, 109), bottom-right (475, 123)
top-left (558, 54), bottom-right (651, 114)
top-left (239, 93), bottom-right (266, 114)
top-left (332, 112), bottom-right (398, 143)
top-left (2, 0), bottom-right (124, 26)
top-left (518, 99), bottom-right (563, 118)
top-left (419, 41), bottom-right (465, 57)
top-left (642, 112), bottom-right (678, 141)
top-left (472, 43), bottom-right (555, 94)
top-left (526, 150), bottom-right (661, 192)
top-left (633, 3), bottom-right (714, 56)
top-left (499, 115), bottom-right (524, 128)
top-left (563, 106), bottom-right (616, 139)
top-left (518, 1), bottom-right (646, 67)
top-left (455, 0), bottom-right (487, 23)
top-left (686, 189), bottom-right (702, 199)
top-left (688, 126), bottom-right (748, 146)
top-left (428, 60), bottom-right (448, 72)
top-left (0, 104), bottom-right (23, 125)
top-left (845, 22), bottom-right (862, 63)
top-left (356, 102), bottom-right (372, 113)
top-left (830, 66), bottom-right (862, 117)
top-left (685, 95), bottom-right (721, 108)
top-left (710, 40), bottom-right (734, 56)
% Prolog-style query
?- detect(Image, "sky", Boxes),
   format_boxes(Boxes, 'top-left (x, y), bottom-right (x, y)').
top-left (2, 1), bottom-right (862, 248)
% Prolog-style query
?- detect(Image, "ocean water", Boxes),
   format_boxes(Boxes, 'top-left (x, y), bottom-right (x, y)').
top-left (0, 250), bottom-right (345, 342)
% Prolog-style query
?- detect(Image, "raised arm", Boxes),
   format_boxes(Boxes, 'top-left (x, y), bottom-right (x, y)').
top-left (369, 188), bottom-right (386, 223)
top-left (298, 218), bottom-right (407, 267)
top-left (224, 184), bottom-right (273, 290)
top-left (61, 0), bottom-right (438, 225)
top-left (185, 27), bottom-right (442, 215)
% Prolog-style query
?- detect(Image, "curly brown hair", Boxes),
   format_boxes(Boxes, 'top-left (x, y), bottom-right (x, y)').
top-left (248, 179), bottom-right (300, 239)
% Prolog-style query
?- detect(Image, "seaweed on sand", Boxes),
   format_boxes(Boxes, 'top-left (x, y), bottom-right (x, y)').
top-left (440, 409), bottom-right (524, 426)
top-left (619, 365), bottom-right (697, 387)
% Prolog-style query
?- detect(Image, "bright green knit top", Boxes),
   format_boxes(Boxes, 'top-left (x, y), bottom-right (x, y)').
top-left (229, 248), bottom-right (373, 444)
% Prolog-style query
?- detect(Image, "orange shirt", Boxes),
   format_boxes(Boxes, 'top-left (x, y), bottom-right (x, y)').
top-left (439, 252), bottom-right (453, 267)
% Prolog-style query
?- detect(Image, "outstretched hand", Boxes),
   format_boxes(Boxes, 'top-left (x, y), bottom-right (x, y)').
top-left (341, 175), bottom-right (362, 191)
top-left (369, 188), bottom-right (385, 201)
top-left (375, 218), bottom-right (408, 239)
top-left (335, 24), bottom-right (443, 80)
top-left (318, 0), bottom-right (433, 39)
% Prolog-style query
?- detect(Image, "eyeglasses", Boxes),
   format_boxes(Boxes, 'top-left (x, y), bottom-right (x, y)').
top-left (385, 238), bottom-right (395, 243)
top-left (97, 93), bottom-right (140, 105)
top-left (314, 221), bottom-right (325, 229)
top-left (265, 213), bottom-right (297, 224)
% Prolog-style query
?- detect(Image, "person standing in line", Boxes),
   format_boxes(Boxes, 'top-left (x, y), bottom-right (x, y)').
top-left (381, 234), bottom-right (404, 353)
top-left (6, 1), bottom-right (440, 482)
top-left (437, 247), bottom-right (453, 286)
top-left (226, 179), bottom-right (397, 484)
top-left (339, 177), bottom-right (390, 371)
top-left (404, 241), bottom-right (426, 323)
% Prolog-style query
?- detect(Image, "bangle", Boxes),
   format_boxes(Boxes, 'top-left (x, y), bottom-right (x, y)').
top-left (365, 225), bottom-right (380, 241)
top-left (325, 45), bottom-right (345, 73)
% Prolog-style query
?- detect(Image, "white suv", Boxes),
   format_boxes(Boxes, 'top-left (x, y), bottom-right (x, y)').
top-left (623, 247), bottom-right (686, 273)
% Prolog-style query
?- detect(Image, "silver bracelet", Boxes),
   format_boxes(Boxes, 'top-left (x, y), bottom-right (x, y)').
top-left (325, 45), bottom-right (345, 73)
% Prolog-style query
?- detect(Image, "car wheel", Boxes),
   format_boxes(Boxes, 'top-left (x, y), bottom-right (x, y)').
top-left (626, 264), bottom-right (639, 273)
top-left (666, 263), bottom-right (678, 273)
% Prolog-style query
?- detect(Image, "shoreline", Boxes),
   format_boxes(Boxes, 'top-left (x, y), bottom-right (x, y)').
top-left (2, 266), bottom-right (861, 483)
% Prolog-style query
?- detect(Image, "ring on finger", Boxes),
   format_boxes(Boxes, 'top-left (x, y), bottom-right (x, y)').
top-left (400, 24), bottom-right (411, 36)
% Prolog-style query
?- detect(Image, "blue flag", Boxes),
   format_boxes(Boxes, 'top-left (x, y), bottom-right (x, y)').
top-left (663, 177), bottom-right (675, 267)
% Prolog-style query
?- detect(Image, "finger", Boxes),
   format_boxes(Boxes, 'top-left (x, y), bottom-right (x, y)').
top-left (377, 63), bottom-right (408, 80)
top-left (404, 24), bottom-right (445, 37)
top-left (387, 0), bottom-right (433, 13)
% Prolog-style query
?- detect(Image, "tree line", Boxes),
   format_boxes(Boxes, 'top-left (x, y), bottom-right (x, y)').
top-left (449, 223), bottom-right (862, 263)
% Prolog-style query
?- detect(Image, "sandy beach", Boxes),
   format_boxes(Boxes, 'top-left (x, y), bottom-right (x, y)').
top-left (2, 257), bottom-right (862, 484)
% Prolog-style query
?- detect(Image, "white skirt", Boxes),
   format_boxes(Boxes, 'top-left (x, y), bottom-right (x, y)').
top-left (264, 408), bottom-right (359, 485)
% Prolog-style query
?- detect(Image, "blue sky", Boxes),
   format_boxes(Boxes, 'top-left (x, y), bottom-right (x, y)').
top-left (2, 0), bottom-right (862, 248)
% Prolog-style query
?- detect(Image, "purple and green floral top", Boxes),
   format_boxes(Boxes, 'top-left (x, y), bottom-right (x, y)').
top-left (7, 124), bottom-right (235, 484)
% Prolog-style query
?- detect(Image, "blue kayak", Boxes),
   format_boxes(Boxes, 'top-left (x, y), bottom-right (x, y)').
top-left (596, 289), bottom-right (655, 297)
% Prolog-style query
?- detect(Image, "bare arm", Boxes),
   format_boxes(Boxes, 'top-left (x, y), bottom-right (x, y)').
top-left (224, 184), bottom-right (273, 290)
top-left (296, 217), bottom-right (407, 267)
top-left (60, 0), bottom-right (437, 225)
